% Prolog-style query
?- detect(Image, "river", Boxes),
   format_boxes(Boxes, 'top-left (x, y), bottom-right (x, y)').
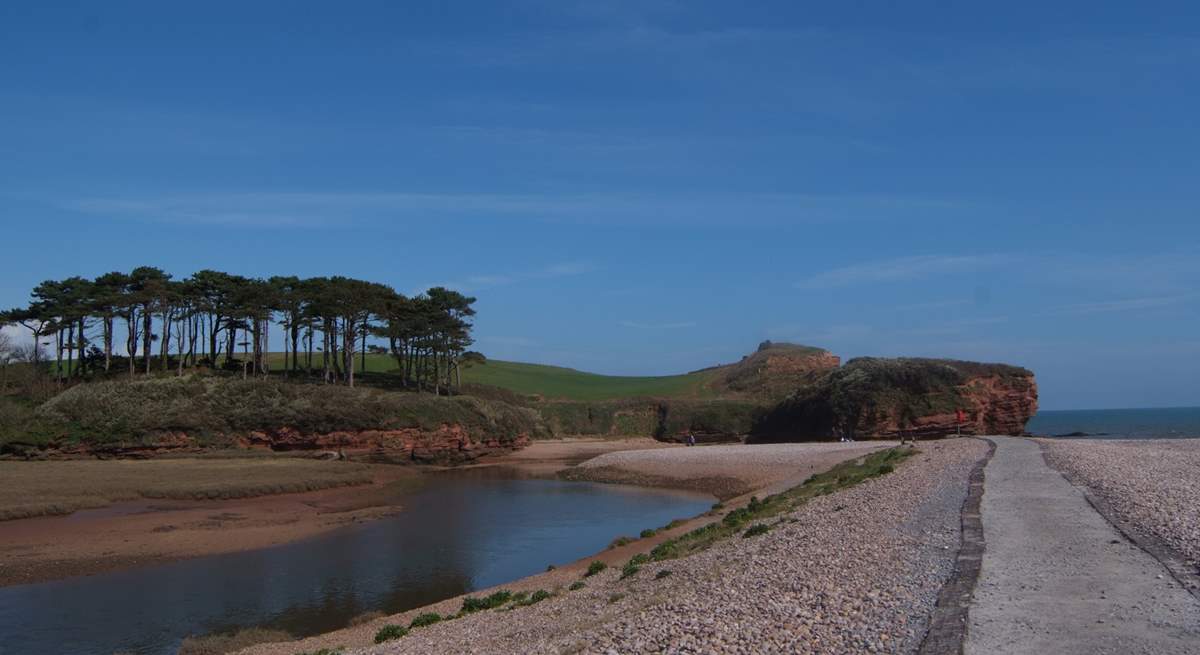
top-left (0, 468), bottom-right (711, 655)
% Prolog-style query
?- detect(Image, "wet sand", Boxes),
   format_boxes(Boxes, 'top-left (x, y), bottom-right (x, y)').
top-left (0, 466), bottom-right (420, 587)
top-left (0, 438), bottom-right (669, 587)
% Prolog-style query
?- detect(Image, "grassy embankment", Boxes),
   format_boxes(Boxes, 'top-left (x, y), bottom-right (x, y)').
top-left (0, 375), bottom-right (547, 451)
top-left (0, 457), bottom-right (377, 521)
top-left (261, 354), bottom-right (762, 439)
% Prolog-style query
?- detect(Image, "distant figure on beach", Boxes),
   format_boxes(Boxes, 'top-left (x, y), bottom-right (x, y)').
top-left (686, 432), bottom-right (696, 447)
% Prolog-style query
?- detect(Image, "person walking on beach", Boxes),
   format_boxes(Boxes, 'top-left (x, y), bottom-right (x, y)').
top-left (686, 431), bottom-right (696, 447)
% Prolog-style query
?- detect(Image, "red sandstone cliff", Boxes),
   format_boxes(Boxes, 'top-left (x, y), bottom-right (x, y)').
top-left (751, 357), bottom-right (1039, 441)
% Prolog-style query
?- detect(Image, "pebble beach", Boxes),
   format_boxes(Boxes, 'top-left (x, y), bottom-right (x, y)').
top-left (246, 438), bottom-right (988, 655)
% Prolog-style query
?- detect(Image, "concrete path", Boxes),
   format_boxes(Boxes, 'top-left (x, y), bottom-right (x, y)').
top-left (966, 436), bottom-right (1200, 655)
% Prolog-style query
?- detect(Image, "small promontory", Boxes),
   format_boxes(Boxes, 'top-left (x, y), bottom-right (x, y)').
top-left (704, 341), bottom-right (841, 401)
top-left (751, 357), bottom-right (1038, 441)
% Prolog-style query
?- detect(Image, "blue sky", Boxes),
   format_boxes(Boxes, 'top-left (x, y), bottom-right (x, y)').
top-left (2, 1), bottom-right (1198, 410)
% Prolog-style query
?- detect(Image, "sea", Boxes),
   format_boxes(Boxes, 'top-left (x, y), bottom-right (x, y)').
top-left (1027, 406), bottom-right (1200, 439)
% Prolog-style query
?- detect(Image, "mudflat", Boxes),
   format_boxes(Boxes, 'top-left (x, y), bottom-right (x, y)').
top-left (0, 460), bottom-right (420, 587)
top-left (0, 438), bottom-right (675, 587)
top-left (966, 436), bottom-right (1200, 654)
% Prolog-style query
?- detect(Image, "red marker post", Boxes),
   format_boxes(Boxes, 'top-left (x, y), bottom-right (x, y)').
top-left (956, 409), bottom-right (966, 436)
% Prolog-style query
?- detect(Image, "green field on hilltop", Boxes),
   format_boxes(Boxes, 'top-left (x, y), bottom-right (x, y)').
top-left (264, 353), bottom-right (717, 401)
top-left (461, 359), bottom-right (718, 401)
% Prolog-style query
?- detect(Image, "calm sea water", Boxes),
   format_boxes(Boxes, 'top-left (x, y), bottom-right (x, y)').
top-left (0, 470), bottom-right (711, 655)
top-left (1028, 406), bottom-right (1200, 439)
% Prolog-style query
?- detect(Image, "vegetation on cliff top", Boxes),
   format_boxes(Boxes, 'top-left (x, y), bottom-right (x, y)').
top-left (752, 357), bottom-right (1035, 441)
top-left (18, 375), bottom-right (547, 448)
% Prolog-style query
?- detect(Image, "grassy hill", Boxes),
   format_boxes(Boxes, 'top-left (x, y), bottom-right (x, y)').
top-left (266, 353), bottom-right (719, 401)
top-left (460, 360), bottom-right (719, 401)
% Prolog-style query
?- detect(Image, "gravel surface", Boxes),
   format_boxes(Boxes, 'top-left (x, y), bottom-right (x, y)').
top-left (1039, 438), bottom-right (1200, 571)
top-left (338, 438), bottom-right (985, 655)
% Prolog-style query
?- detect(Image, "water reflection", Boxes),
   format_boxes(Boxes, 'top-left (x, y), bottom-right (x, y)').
top-left (0, 473), bottom-right (710, 655)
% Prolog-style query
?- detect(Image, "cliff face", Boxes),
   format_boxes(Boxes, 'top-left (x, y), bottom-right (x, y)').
top-left (241, 425), bottom-right (530, 463)
top-left (7, 424), bottom-right (530, 463)
top-left (751, 357), bottom-right (1038, 441)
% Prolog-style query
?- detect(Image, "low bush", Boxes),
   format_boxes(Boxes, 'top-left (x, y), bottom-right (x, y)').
top-left (373, 624), bottom-right (408, 643)
top-left (409, 612), bottom-right (442, 629)
top-left (743, 523), bottom-right (770, 538)
top-left (655, 569), bottom-right (672, 580)
top-left (584, 561), bottom-right (606, 577)
top-left (639, 528), bottom-right (658, 538)
top-left (32, 375), bottom-right (549, 446)
top-left (568, 581), bottom-right (586, 591)
top-left (512, 589), bottom-right (552, 607)
top-left (461, 590), bottom-right (513, 614)
top-left (621, 553), bottom-right (649, 579)
top-left (608, 535), bottom-right (635, 549)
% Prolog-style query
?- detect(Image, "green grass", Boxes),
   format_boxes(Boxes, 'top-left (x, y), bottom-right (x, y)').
top-left (460, 360), bottom-right (718, 401)
top-left (264, 353), bottom-right (717, 401)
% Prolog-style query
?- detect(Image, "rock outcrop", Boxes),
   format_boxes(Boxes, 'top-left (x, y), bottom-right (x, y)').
top-left (750, 357), bottom-right (1038, 441)
top-left (3, 425), bottom-right (529, 463)
top-left (703, 341), bottom-right (841, 401)
top-left (240, 425), bottom-right (529, 463)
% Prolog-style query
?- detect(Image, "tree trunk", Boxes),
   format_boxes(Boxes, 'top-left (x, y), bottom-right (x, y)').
top-left (103, 316), bottom-right (113, 372)
top-left (142, 307), bottom-right (152, 375)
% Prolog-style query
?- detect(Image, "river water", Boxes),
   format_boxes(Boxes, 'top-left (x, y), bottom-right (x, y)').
top-left (0, 469), bottom-right (711, 655)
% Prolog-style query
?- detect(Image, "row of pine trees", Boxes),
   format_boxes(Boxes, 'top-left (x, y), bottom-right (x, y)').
top-left (1, 268), bottom-right (478, 392)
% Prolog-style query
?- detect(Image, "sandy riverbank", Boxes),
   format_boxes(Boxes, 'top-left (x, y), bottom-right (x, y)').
top-left (0, 438), bottom-right (672, 587)
top-left (563, 441), bottom-right (894, 499)
top-left (238, 439), bottom-right (966, 655)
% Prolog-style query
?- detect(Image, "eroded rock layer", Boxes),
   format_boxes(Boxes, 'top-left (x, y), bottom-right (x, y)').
top-left (752, 357), bottom-right (1037, 441)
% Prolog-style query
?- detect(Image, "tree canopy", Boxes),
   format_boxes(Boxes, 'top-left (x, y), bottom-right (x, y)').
top-left (1, 269), bottom-right (476, 392)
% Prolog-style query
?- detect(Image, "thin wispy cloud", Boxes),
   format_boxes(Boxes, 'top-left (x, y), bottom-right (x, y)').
top-left (63, 191), bottom-right (967, 229)
top-left (426, 261), bottom-right (595, 294)
top-left (796, 254), bottom-right (1005, 290)
top-left (619, 320), bottom-right (697, 329)
top-left (1050, 294), bottom-right (1197, 316)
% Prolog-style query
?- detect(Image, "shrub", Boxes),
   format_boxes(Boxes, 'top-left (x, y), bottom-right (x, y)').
top-left (461, 590), bottom-right (513, 614)
top-left (621, 553), bottom-right (650, 579)
top-left (374, 624), bottom-right (408, 643)
top-left (584, 561), bottom-right (606, 577)
top-left (513, 589), bottom-right (552, 607)
top-left (33, 376), bottom-right (549, 446)
top-left (655, 569), bottom-right (672, 580)
top-left (608, 535), bottom-right (635, 549)
top-left (569, 581), bottom-right (586, 591)
top-left (409, 613), bottom-right (442, 629)
top-left (608, 593), bottom-right (626, 604)
top-left (743, 523), bottom-right (770, 538)
top-left (639, 528), bottom-right (658, 538)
